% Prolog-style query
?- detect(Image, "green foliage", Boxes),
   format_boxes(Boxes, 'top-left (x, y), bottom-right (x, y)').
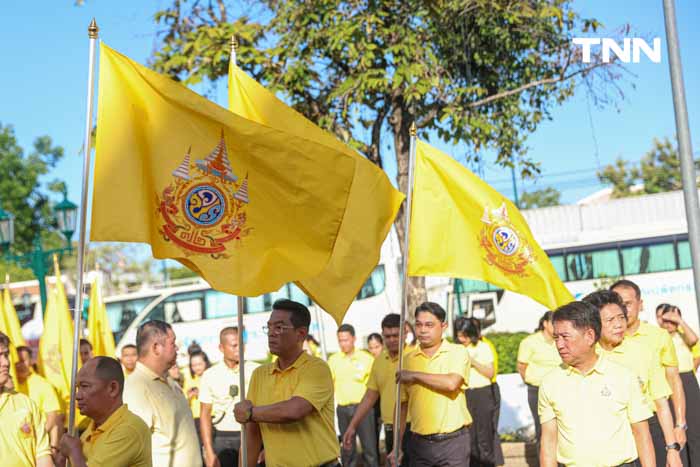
top-left (0, 123), bottom-right (66, 253)
top-left (167, 266), bottom-right (199, 280)
top-left (520, 187), bottom-right (561, 209)
top-left (597, 137), bottom-right (699, 198)
top-left (485, 331), bottom-right (528, 374)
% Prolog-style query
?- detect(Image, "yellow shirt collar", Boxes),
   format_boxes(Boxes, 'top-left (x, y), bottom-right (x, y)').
top-left (565, 355), bottom-right (606, 376)
top-left (270, 350), bottom-right (310, 374)
top-left (413, 339), bottom-right (451, 359)
top-left (135, 362), bottom-right (168, 382)
top-left (84, 404), bottom-right (128, 440)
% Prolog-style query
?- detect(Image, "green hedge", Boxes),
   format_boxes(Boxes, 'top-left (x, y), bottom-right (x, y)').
top-left (485, 332), bottom-right (529, 375)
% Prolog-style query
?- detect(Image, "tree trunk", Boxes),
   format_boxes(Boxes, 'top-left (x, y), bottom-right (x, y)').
top-left (391, 103), bottom-right (427, 317)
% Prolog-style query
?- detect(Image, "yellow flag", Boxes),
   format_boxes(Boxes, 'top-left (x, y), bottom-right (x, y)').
top-left (2, 277), bottom-right (26, 347)
top-left (91, 44), bottom-right (358, 304)
top-left (87, 275), bottom-right (115, 358)
top-left (0, 286), bottom-right (20, 387)
top-left (38, 259), bottom-right (75, 406)
top-left (408, 140), bottom-right (574, 310)
top-left (229, 63), bottom-right (404, 321)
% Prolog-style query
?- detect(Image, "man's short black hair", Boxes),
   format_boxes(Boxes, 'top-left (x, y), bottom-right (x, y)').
top-left (552, 301), bottom-right (601, 342)
top-left (0, 331), bottom-right (9, 349)
top-left (272, 299), bottom-right (311, 328)
top-left (583, 290), bottom-right (628, 319)
top-left (338, 324), bottom-right (355, 336)
top-left (610, 279), bottom-right (641, 299)
top-left (136, 320), bottom-right (173, 357)
top-left (16, 345), bottom-right (32, 358)
top-left (93, 356), bottom-right (126, 395)
top-left (415, 302), bottom-right (446, 323)
top-left (121, 344), bottom-right (137, 352)
top-left (80, 338), bottom-right (93, 350)
top-left (381, 313), bottom-right (401, 330)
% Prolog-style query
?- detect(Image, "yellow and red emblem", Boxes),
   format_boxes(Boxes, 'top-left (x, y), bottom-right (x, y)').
top-left (478, 203), bottom-right (534, 276)
top-left (156, 132), bottom-right (251, 258)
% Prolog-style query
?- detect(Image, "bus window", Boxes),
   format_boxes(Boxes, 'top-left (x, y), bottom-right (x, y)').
top-left (289, 283), bottom-right (312, 306)
top-left (106, 296), bottom-right (157, 342)
top-left (566, 249), bottom-right (620, 281)
top-left (357, 265), bottom-right (386, 300)
top-left (622, 243), bottom-right (676, 274)
top-left (549, 255), bottom-right (567, 281)
top-left (205, 290), bottom-right (238, 319)
top-left (678, 241), bottom-right (691, 269)
top-left (146, 291), bottom-right (204, 324)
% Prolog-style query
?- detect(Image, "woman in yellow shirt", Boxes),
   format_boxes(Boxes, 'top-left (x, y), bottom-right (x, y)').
top-left (656, 303), bottom-right (700, 465)
top-left (455, 317), bottom-right (504, 467)
top-left (185, 350), bottom-right (211, 443)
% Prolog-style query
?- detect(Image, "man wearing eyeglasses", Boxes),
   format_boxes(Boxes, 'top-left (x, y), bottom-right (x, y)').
top-left (199, 326), bottom-right (259, 467)
top-left (234, 299), bottom-right (339, 467)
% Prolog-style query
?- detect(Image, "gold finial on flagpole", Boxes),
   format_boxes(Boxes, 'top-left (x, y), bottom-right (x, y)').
top-left (410, 122), bottom-right (417, 137)
top-left (88, 18), bottom-right (99, 39)
top-left (231, 35), bottom-right (239, 53)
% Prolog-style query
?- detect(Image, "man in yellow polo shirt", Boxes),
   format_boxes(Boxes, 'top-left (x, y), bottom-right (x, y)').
top-left (392, 302), bottom-right (471, 467)
top-left (0, 332), bottom-right (53, 467)
top-left (15, 345), bottom-right (63, 456)
top-left (584, 290), bottom-right (683, 467)
top-left (124, 320), bottom-right (202, 467)
top-left (57, 356), bottom-right (151, 467)
top-left (328, 323), bottom-right (377, 467)
top-left (611, 280), bottom-right (688, 454)
top-left (538, 301), bottom-right (654, 467)
top-left (120, 344), bottom-right (138, 378)
top-left (234, 299), bottom-right (339, 467)
top-left (341, 314), bottom-right (410, 464)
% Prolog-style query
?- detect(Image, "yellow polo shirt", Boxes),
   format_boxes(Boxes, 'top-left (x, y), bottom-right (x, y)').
top-left (538, 356), bottom-right (651, 467)
top-left (517, 331), bottom-right (561, 386)
top-left (16, 372), bottom-right (61, 416)
top-left (693, 343), bottom-right (700, 359)
top-left (0, 390), bottom-right (51, 467)
top-left (482, 336), bottom-right (499, 383)
top-left (401, 340), bottom-right (472, 435)
top-left (367, 350), bottom-right (400, 424)
top-left (198, 360), bottom-right (259, 432)
top-left (183, 374), bottom-right (201, 419)
top-left (328, 349), bottom-right (374, 406)
top-left (627, 321), bottom-right (678, 368)
top-left (248, 351), bottom-right (339, 467)
top-left (597, 339), bottom-right (671, 412)
top-left (80, 404), bottom-right (152, 467)
top-left (671, 333), bottom-right (694, 373)
top-left (123, 362), bottom-right (202, 467)
top-left (465, 340), bottom-right (494, 389)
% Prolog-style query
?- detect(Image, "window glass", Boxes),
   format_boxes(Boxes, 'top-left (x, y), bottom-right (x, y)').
top-left (357, 265), bottom-right (386, 300)
top-left (205, 290), bottom-right (238, 319)
top-left (622, 243), bottom-right (676, 274)
top-left (106, 296), bottom-right (157, 341)
top-left (566, 249), bottom-right (621, 280)
top-left (161, 291), bottom-right (204, 323)
top-left (455, 279), bottom-right (498, 294)
top-left (246, 294), bottom-right (267, 314)
top-left (548, 255), bottom-right (567, 281)
top-left (144, 303), bottom-right (165, 323)
top-left (289, 283), bottom-right (312, 306)
top-left (678, 241), bottom-right (691, 269)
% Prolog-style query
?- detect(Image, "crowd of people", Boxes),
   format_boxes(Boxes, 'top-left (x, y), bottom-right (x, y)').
top-left (1, 279), bottom-right (700, 467)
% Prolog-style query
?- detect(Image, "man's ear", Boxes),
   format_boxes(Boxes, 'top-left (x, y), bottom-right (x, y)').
top-left (108, 380), bottom-right (121, 398)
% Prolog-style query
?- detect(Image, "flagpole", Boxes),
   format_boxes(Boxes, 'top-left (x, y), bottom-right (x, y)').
top-left (392, 122), bottom-right (417, 459)
top-left (230, 34), bottom-right (249, 467)
top-left (68, 18), bottom-right (98, 435)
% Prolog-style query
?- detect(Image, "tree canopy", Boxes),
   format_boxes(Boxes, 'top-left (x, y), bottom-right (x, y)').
top-left (520, 187), bottom-right (562, 209)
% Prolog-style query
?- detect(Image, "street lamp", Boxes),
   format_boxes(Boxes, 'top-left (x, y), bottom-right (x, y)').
top-left (0, 191), bottom-right (78, 312)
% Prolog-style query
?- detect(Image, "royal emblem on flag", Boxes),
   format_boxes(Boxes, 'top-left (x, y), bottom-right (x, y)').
top-left (156, 132), bottom-right (251, 258)
top-left (478, 203), bottom-right (534, 276)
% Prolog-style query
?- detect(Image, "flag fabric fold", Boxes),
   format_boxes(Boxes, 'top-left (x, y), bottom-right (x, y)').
top-left (0, 282), bottom-right (21, 386)
top-left (229, 63), bottom-right (404, 322)
top-left (87, 274), bottom-right (116, 358)
top-left (408, 140), bottom-right (574, 310)
top-left (91, 44), bottom-right (358, 301)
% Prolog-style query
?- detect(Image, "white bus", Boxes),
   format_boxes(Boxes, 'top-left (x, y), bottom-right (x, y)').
top-left (451, 190), bottom-right (697, 334)
top-left (111, 230), bottom-right (402, 363)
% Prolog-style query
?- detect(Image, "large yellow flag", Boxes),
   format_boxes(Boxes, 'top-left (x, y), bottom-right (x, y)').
top-left (408, 140), bottom-right (574, 310)
top-left (229, 63), bottom-right (404, 321)
top-left (91, 44), bottom-right (358, 303)
top-left (0, 285), bottom-right (20, 387)
top-left (87, 275), bottom-right (115, 358)
top-left (2, 276), bottom-right (26, 347)
top-left (38, 258), bottom-right (75, 406)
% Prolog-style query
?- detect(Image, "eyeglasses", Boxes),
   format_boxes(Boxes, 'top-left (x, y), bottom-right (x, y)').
top-left (262, 324), bottom-right (295, 336)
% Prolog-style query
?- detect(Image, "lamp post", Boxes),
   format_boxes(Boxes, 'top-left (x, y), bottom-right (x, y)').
top-left (0, 188), bottom-right (79, 312)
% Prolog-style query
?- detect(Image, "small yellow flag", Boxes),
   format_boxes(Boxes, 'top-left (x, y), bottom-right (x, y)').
top-left (87, 274), bottom-right (115, 358)
top-left (91, 44), bottom-right (357, 302)
top-left (229, 63), bottom-right (404, 321)
top-left (408, 140), bottom-right (574, 310)
top-left (0, 283), bottom-right (20, 387)
top-left (38, 258), bottom-right (76, 407)
top-left (2, 277), bottom-right (26, 347)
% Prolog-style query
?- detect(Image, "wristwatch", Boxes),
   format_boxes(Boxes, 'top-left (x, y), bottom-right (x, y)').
top-left (675, 423), bottom-right (688, 430)
top-left (665, 442), bottom-right (681, 451)
top-left (244, 406), bottom-right (254, 423)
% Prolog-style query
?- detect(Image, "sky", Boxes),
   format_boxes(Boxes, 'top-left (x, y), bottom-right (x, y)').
top-left (1, 0), bottom-right (699, 213)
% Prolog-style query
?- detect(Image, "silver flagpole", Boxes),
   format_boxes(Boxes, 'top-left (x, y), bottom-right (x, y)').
top-left (68, 18), bottom-right (98, 435)
top-left (392, 122), bottom-right (417, 460)
top-left (230, 35), bottom-right (249, 467)
top-left (662, 0), bottom-right (700, 325)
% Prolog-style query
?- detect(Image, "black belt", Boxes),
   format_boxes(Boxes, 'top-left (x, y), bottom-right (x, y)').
top-left (414, 426), bottom-right (466, 442)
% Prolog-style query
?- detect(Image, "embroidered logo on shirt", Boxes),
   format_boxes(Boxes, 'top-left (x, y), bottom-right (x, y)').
top-left (600, 385), bottom-right (612, 398)
top-left (19, 420), bottom-right (33, 438)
